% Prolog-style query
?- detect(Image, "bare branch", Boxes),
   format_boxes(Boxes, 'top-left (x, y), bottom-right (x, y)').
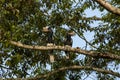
top-left (0, 65), bottom-right (12, 70)
top-left (82, 16), bottom-right (102, 21)
top-left (94, 0), bottom-right (120, 15)
top-left (10, 41), bottom-right (120, 60)
top-left (71, 28), bottom-right (98, 49)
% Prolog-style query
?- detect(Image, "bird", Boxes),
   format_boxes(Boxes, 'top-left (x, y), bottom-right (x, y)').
top-left (42, 26), bottom-right (53, 46)
top-left (47, 27), bottom-right (53, 46)
top-left (42, 26), bottom-right (54, 62)
top-left (64, 31), bottom-right (75, 59)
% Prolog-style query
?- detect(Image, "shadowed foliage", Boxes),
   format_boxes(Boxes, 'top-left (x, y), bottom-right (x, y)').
top-left (0, 0), bottom-right (120, 80)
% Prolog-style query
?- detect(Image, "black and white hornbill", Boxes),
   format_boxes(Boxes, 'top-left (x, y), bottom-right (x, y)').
top-left (42, 26), bottom-right (53, 46)
top-left (64, 31), bottom-right (75, 59)
top-left (42, 26), bottom-right (54, 62)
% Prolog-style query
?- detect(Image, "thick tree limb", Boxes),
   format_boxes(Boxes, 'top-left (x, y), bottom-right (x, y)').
top-left (94, 0), bottom-right (120, 15)
top-left (10, 41), bottom-right (120, 60)
top-left (6, 65), bottom-right (120, 80)
top-left (31, 65), bottom-right (120, 79)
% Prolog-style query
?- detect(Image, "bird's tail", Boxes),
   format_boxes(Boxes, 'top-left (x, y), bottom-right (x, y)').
top-left (49, 50), bottom-right (54, 63)
top-left (65, 51), bottom-right (70, 59)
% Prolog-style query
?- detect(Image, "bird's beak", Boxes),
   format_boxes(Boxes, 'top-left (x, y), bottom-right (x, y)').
top-left (68, 31), bottom-right (75, 36)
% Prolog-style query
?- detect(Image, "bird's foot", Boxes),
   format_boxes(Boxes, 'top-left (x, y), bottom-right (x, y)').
top-left (65, 45), bottom-right (71, 51)
top-left (65, 45), bottom-right (71, 48)
top-left (47, 43), bottom-right (54, 46)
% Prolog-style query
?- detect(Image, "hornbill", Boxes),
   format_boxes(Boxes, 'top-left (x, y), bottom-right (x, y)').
top-left (42, 26), bottom-right (53, 45)
top-left (64, 31), bottom-right (75, 59)
top-left (42, 26), bottom-right (54, 62)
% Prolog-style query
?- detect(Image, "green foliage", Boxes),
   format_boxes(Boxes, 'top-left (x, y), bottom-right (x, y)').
top-left (0, 0), bottom-right (120, 79)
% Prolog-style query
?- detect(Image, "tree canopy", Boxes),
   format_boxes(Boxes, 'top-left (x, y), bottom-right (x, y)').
top-left (0, 0), bottom-right (120, 80)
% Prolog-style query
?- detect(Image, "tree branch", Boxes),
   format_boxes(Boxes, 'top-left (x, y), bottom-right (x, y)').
top-left (6, 65), bottom-right (120, 80)
top-left (32, 65), bottom-right (120, 79)
top-left (70, 27), bottom-right (98, 49)
top-left (0, 65), bottom-right (12, 70)
top-left (94, 0), bottom-right (120, 15)
top-left (9, 41), bottom-right (120, 60)
top-left (82, 16), bottom-right (102, 21)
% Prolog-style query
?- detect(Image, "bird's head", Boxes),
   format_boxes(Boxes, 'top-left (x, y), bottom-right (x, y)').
top-left (42, 26), bottom-right (52, 33)
top-left (67, 31), bottom-right (75, 36)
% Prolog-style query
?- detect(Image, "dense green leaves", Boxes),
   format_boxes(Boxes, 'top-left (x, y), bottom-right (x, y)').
top-left (0, 0), bottom-right (120, 79)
